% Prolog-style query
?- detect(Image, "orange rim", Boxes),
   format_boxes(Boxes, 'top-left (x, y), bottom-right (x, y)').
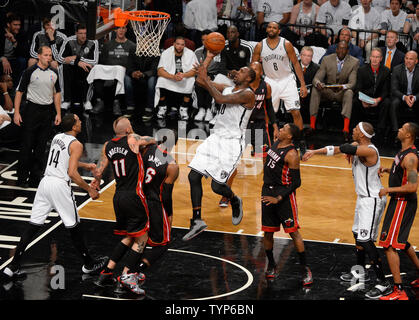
top-left (113, 8), bottom-right (170, 27)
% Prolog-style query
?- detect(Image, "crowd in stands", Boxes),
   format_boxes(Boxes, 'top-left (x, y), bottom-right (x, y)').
top-left (1, 0), bottom-right (419, 158)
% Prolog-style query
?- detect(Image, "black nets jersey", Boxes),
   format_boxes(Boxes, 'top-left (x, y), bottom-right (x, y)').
top-left (249, 79), bottom-right (268, 122)
top-left (389, 146), bottom-right (419, 200)
top-left (105, 136), bottom-right (146, 199)
top-left (142, 144), bottom-right (175, 202)
top-left (263, 141), bottom-right (297, 187)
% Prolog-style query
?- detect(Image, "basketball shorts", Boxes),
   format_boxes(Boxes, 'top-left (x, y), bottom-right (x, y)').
top-left (146, 199), bottom-right (171, 246)
top-left (264, 75), bottom-right (300, 113)
top-left (188, 133), bottom-right (244, 184)
top-left (113, 191), bottom-right (149, 237)
top-left (352, 196), bottom-right (386, 242)
top-left (378, 197), bottom-right (417, 250)
top-left (30, 176), bottom-right (79, 228)
top-left (261, 184), bottom-right (299, 233)
top-left (247, 120), bottom-right (271, 158)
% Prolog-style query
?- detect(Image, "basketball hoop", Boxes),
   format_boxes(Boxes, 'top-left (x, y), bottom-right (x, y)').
top-left (113, 8), bottom-right (171, 57)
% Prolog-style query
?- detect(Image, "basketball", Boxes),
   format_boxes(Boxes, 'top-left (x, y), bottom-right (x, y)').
top-left (204, 32), bottom-right (226, 53)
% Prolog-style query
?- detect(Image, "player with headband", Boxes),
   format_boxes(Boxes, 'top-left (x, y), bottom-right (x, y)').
top-left (302, 122), bottom-right (391, 299)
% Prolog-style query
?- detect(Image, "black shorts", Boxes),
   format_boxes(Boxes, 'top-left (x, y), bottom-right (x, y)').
top-left (246, 120), bottom-right (271, 158)
top-left (378, 197), bottom-right (417, 250)
top-left (147, 199), bottom-right (171, 246)
top-left (113, 191), bottom-right (149, 237)
top-left (261, 184), bottom-right (299, 233)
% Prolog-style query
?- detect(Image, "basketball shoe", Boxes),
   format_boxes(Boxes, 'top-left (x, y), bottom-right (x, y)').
top-left (182, 219), bottom-right (208, 241)
top-left (365, 279), bottom-right (392, 299)
top-left (219, 197), bottom-right (229, 207)
top-left (82, 256), bottom-right (109, 274)
top-left (379, 285), bottom-right (409, 300)
top-left (94, 270), bottom-right (115, 287)
top-left (119, 273), bottom-right (145, 295)
top-left (2, 264), bottom-right (26, 280)
top-left (231, 195), bottom-right (243, 225)
top-left (302, 266), bottom-right (313, 286)
top-left (411, 278), bottom-right (419, 288)
top-left (340, 267), bottom-right (370, 282)
top-left (265, 264), bottom-right (277, 279)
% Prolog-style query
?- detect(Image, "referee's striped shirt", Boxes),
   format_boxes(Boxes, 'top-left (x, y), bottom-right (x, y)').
top-left (17, 64), bottom-right (61, 105)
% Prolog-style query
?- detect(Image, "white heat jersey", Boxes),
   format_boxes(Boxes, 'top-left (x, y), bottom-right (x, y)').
top-left (352, 144), bottom-right (383, 198)
top-left (213, 86), bottom-right (254, 139)
top-left (260, 37), bottom-right (293, 81)
top-left (44, 133), bottom-right (77, 181)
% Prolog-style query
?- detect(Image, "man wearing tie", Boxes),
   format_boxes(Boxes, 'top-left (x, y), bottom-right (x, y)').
top-left (297, 46), bottom-right (319, 126)
top-left (352, 48), bottom-right (391, 144)
top-left (388, 51), bottom-right (419, 144)
top-left (379, 30), bottom-right (405, 71)
top-left (309, 41), bottom-right (360, 141)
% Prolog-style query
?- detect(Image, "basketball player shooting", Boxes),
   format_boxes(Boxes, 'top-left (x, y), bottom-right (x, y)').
top-left (182, 50), bottom-right (256, 241)
top-left (252, 22), bottom-right (308, 158)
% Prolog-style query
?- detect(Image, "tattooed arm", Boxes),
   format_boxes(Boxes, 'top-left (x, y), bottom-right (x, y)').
top-left (127, 134), bottom-right (156, 154)
top-left (379, 153), bottom-right (418, 196)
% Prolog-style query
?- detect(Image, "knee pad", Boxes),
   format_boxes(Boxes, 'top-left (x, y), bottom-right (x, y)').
top-left (403, 242), bottom-right (411, 252)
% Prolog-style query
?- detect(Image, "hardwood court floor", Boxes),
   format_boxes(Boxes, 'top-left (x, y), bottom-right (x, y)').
top-left (79, 138), bottom-right (419, 246)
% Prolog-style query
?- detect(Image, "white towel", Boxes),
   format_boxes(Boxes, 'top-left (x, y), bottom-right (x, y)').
top-left (86, 64), bottom-right (126, 95)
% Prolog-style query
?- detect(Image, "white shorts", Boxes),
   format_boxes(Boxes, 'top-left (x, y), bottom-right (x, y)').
top-left (30, 176), bottom-right (80, 228)
top-left (188, 133), bottom-right (244, 184)
top-left (352, 196), bottom-right (386, 242)
top-left (265, 75), bottom-right (300, 113)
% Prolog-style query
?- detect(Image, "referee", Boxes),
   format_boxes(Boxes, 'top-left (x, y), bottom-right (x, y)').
top-left (13, 45), bottom-right (61, 188)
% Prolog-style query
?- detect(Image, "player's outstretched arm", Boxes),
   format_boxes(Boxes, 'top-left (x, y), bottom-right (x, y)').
top-left (285, 40), bottom-right (307, 98)
top-left (302, 145), bottom-right (342, 161)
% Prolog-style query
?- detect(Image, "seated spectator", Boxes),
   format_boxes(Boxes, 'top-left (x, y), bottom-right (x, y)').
top-left (379, 30), bottom-right (405, 71)
top-left (321, 27), bottom-right (365, 65)
top-left (223, 25), bottom-right (252, 81)
top-left (351, 47), bottom-right (391, 143)
top-left (91, 25), bottom-right (136, 116)
top-left (0, 104), bottom-right (21, 146)
top-left (28, 17), bottom-right (67, 69)
top-left (58, 23), bottom-right (99, 111)
top-left (256, 0), bottom-right (293, 41)
top-left (164, 22), bottom-right (196, 51)
top-left (379, 0), bottom-right (408, 46)
top-left (315, 0), bottom-right (352, 44)
top-left (289, 0), bottom-right (320, 46)
top-left (379, 0), bottom-right (408, 33)
top-left (372, 0), bottom-right (389, 14)
top-left (296, 46), bottom-right (320, 125)
top-left (128, 54), bottom-right (159, 122)
top-left (194, 30), bottom-right (227, 122)
top-left (349, 0), bottom-right (381, 62)
top-left (309, 41), bottom-right (360, 141)
top-left (387, 51), bottom-right (419, 144)
top-left (0, 74), bottom-right (14, 111)
top-left (403, 4), bottom-right (419, 52)
top-left (183, 0), bottom-right (218, 48)
top-left (155, 36), bottom-right (198, 121)
top-left (1, 13), bottom-right (29, 88)
top-left (231, 0), bottom-right (256, 41)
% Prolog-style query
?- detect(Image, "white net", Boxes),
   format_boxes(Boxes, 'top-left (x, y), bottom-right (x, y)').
top-left (129, 12), bottom-right (171, 57)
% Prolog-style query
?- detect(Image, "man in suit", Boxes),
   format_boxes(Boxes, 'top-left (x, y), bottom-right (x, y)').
top-left (321, 27), bottom-right (364, 66)
top-left (379, 30), bottom-right (405, 72)
top-left (309, 41), bottom-right (360, 141)
top-left (297, 46), bottom-right (320, 125)
top-left (352, 48), bottom-right (391, 145)
top-left (388, 51), bottom-right (419, 143)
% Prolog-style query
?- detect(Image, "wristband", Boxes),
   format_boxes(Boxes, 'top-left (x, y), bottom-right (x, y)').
top-left (326, 145), bottom-right (334, 156)
top-left (3, 92), bottom-right (8, 95)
